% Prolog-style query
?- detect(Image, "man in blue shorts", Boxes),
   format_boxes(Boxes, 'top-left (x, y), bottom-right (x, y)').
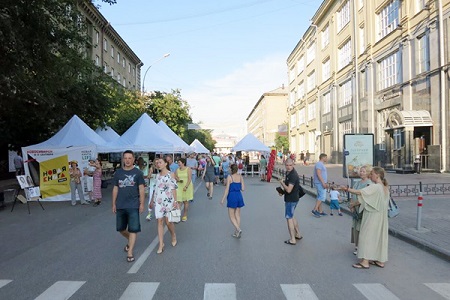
top-left (112, 150), bottom-right (145, 263)
top-left (278, 158), bottom-right (302, 245)
top-left (312, 153), bottom-right (329, 217)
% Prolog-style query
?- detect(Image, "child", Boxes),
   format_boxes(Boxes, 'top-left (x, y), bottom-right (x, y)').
top-left (329, 185), bottom-right (343, 216)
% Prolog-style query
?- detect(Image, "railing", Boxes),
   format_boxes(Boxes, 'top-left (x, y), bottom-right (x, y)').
top-left (271, 168), bottom-right (450, 197)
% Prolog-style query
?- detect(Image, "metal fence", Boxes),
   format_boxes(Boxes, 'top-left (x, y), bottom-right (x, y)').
top-left (271, 168), bottom-right (450, 197)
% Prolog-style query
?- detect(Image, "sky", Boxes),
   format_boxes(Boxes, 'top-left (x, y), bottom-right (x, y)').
top-left (96, 0), bottom-right (321, 137)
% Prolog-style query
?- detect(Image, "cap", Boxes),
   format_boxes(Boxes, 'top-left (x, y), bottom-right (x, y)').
top-left (69, 160), bottom-right (78, 165)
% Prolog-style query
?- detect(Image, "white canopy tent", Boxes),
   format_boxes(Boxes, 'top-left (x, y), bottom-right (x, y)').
top-left (98, 113), bottom-right (177, 153)
top-left (231, 133), bottom-right (270, 153)
top-left (157, 120), bottom-right (193, 153)
top-left (190, 139), bottom-right (210, 154)
top-left (95, 125), bottom-right (120, 142)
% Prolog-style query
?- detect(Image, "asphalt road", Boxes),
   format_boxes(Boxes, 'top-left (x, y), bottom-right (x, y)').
top-left (0, 177), bottom-right (449, 300)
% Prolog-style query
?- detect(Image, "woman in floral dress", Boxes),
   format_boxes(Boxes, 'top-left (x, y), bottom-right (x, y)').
top-left (92, 158), bottom-right (103, 206)
top-left (149, 157), bottom-right (178, 254)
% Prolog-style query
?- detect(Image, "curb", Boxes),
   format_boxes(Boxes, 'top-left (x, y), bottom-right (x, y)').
top-left (272, 173), bottom-right (450, 262)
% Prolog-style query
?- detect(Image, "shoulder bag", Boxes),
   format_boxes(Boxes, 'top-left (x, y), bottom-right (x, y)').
top-left (388, 196), bottom-right (399, 218)
top-left (168, 208), bottom-right (181, 223)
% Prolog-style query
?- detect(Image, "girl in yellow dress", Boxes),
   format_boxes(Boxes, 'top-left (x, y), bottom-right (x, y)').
top-left (175, 158), bottom-right (193, 222)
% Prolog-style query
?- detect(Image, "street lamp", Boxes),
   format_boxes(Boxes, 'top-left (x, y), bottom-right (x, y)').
top-left (142, 53), bottom-right (170, 93)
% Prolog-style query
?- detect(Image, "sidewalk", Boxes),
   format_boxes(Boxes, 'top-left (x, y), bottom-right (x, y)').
top-left (272, 163), bottom-right (450, 262)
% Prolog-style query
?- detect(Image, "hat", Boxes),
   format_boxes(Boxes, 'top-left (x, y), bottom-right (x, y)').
top-left (88, 157), bottom-right (96, 162)
top-left (69, 160), bottom-right (78, 165)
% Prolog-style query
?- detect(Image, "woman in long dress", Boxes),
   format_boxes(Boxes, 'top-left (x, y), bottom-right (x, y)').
top-left (149, 157), bottom-right (178, 254)
top-left (175, 158), bottom-right (193, 222)
top-left (92, 158), bottom-right (103, 206)
top-left (343, 167), bottom-right (389, 269)
top-left (220, 164), bottom-right (245, 238)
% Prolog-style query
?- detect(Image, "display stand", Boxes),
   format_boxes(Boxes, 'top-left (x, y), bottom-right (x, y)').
top-left (12, 176), bottom-right (45, 214)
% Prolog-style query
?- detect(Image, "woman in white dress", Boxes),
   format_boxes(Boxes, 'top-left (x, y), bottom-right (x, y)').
top-left (149, 157), bottom-right (178, 254)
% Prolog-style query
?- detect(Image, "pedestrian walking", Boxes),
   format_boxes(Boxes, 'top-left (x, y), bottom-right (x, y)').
top-left (112, 150), bottom-right (145, 263)
top-left (259, 155), bottom-right (267, 181)
top-left (186, 152), bottom-right (198, 184)
top-left (69, 160), bottom-right (89, 206)
top-left (92, 158), bottom-right (103, 206)
top-left (202, 156), bottom-right (216, 200)
top-left (220, 164), bottom-right (245, 238)
top-left (220, 156), bottom-right (230, 185)
top-left (175, 158), bottom-right (193, 222)
top-left (343, 166), bottom-right (389, 269)
top-left (149, 157), bottom-right (178, 254)
top-left (13, 151), bottom-right (24, 176)
top-left (312, 153), bottom-right (329, 217)
top-left (278, 158), bottom-right (302, 245)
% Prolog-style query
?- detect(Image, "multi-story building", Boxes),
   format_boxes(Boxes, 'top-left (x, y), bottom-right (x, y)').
top-left (213, 134), bottom-right (238, 154)
top-left (246, 86), bottom-right (288, 148)
top-left (287, 0), bottom-right (450, 172)
top-left (80, 2), bottom-right (143, 90)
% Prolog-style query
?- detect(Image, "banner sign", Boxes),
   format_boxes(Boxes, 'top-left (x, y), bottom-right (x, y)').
top-left (40, 155), bottom-right (70, 199)
top-left (343, 134), bottom-right (374, 178)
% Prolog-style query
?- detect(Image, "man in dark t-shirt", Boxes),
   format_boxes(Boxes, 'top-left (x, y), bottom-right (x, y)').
top-left (112, 150), bottom-right (145, 263)
top-left (278, 158), bottom-right (302, 245)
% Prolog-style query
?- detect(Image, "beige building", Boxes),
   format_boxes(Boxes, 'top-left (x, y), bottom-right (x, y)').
top-left (287, 0), bottom-right (450, 172)
top-left (246, 86), bottom-right (288, 148)
top-left (213, 134), bottom-right (238, 154)
top-left (80, 2), bottom-right (143, 91)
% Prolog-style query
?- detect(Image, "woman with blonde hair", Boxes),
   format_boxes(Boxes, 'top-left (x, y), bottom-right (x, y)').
top-left (343, 167), bottom-right (389, 269)
top-left (220, 164), bottom-right (245, 238)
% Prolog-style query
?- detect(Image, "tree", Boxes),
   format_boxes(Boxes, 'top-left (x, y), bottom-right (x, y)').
top-left (274, 133), bottom-right (289, 153)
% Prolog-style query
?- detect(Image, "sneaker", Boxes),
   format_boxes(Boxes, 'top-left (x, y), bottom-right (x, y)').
top-left (146, 213), bottom-right (152, 221)
top-left (311, 210), bottom-right (321, 218)
top-left (338, 212), bottom-right (343, 216)
top-left (319, 211), bottom-right (328, 216)
top-left (181, 216), bottom-right (187, 222)
top-left (330, 213), bottom-right (334, 216)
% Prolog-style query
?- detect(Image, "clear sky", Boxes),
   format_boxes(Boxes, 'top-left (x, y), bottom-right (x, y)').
top-left (96, 0), bottom-right (321, 137)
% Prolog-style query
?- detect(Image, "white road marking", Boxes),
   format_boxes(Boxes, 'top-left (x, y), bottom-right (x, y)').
top-left (354, 283), bottom-right (400, 300)
top-left (424, 283), bottom-right (450, 299)
top-left (119, 282), bottom-right (160, 300)
top-left (204, 283), bottom-right (236, 300)
top-left (0, 280), bottom-right (12, 289)
top-left (34, 281), bottom-right (85, 300)
top-left (280, 284), bottom-right (319, 300)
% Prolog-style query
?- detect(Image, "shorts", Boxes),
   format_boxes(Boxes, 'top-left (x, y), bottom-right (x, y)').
top-left (214, 167), bottom-right (220, 176)
top-left (285, 201), bottom-right (298, 219)
top-left (330, 200), bottom-right (340, 210)
top-left (315, 184), bottom-right (327, 201)
top-left (116, 208), bottom-right (141, 233)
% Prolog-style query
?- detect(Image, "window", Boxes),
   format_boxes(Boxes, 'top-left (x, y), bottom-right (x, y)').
top-left (338, 80), bottom-right (352, 107)
top-left (378, 0), bottom-right (399, 39)
top-left (378, 52), bottom-right (399, 90)
top-left (111, 46), bottom-right (114, 58)
top-left (132, 67), bottom-right (135, 77)
top-left (321, 25), bottom-right (329, 49)
top-left (359, 26), bottom-right (365, 54)
top-left (377, 111), bottom-right (387, 150)
top-left (299, 133), bottom-right (306, 151)
top-left (415, 0), bottom-right (426, 14)
top-left (289, 67), bottom-right (296, 83)
top-left (416, 34), bottom-right (429, 74)
top-left (290, 113), bottom-right (297, 128)
top-left (393, 129), bottom-right (404, 150)
top-left (95, 55), bottom-right (99, 66)
top-left (128, 63), bottom-right (131, 73)
top-left (117, 52), bottom-right (120, 63)
top-left (297, 56), bottom-right (305, 76)
top-left (359, 0), bottom-right (364, 10)
top-left (111, 67), bottom-right (114, 77)
top-left (359, 70), bottom-right (366, 98)
top-left (306, 43), bottom-right (315, 65)
top-left (103, 38), bottom-right (108, 51)
top-left (123, 78), bottom-right (126, 87)
top-left (298, 81), bottom-right (305, 100)
top-left (122, 58), bottom-right (126, 68)
top-left (308, 101), bottom-right (316, 121)
top-left (339, 121), bottom-right (352, 147)
top-left (338, 39), bottom-right (352, 70)
top-left (308, 130), bottom-right (315, 153)
top-left (299, 108), bottom-right (305, 125)
top-left (337, 1), bottom-right (350, 32)
top-left (103, 62), bottom-right (108, 73)
top-left (95, 30), bottom-right (99, 45)
top-left (322, 58), bottom-right (330, 82)
top-left (307, 71), bottom-right (316, 92)
top-left (323, 92), bottom-right (331, 114)
top-left (290, 89), bottom-right (296, 106)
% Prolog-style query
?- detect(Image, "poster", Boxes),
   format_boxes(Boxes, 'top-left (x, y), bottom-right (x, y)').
top-left (343, 134), bottom-right (374, 178)
top-left (39, 155), bottom-right (71, 199)
top-left (16, 175), bottom-right (34, 189)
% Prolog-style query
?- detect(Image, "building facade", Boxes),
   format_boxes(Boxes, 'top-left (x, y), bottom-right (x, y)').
top-left (246, 86), bottom-right (288, 148)
top-left (287, 0), bottom-right (450, 172)
top-left (80, 2), bottom-right (143, 91)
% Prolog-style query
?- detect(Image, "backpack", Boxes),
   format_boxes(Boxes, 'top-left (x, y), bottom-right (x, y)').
top-left (238, 160), bottom-right (243, 169)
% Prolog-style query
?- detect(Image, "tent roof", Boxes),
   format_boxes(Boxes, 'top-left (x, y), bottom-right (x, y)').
top-left (231, 133), bottom-right (270, 152)
top-left (95, 126), bottom-right (120, 142)
top-left (24, 115), bottom-right (106, 149)
top-left (98, 113), bottom-right (177, 153)
top-left (157, 121), bottom-right (193, 153)
top-left (190, 139), bottom-right (210, 154)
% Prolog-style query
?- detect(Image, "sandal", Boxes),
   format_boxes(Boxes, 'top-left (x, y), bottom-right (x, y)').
top-left (369, 261), bottom-right (385, 268)
top-left (295, 236), bottom-right (303, 240)
top-left (127, 256), bottom-right (135, 263)
top-left (352, 262), bottom-right (369, 269)
top-left (284, 240), bottom-right (296, 245)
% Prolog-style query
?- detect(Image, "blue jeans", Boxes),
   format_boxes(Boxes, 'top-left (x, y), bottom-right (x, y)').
top-left (285, 201), bottom-right (298, 219)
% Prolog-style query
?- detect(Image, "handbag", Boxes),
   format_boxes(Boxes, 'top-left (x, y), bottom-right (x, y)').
top-left (388, 196), bottom-right (399, 218)
top-left (168, 209), bottom-right (181, 223)
top-left (298, 184), bottom-right (306, 198)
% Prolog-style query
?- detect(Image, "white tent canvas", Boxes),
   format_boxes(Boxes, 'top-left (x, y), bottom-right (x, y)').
top-left (98, 113), bottom-right (177, 153)
top-left (95, 125), bottom-right (120, 142)
top-left (231, 133), bottom-right (270, 153)
top-left (157, 120), bottom-right (193, 153)
top-left (190, 139), bottom-right (210, 154)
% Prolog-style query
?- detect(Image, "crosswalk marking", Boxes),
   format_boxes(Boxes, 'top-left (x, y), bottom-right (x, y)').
top-left (34, 281), bottom-right (86, 300)
top-left (204, 283), bottom-right (236, 300)
top-left (353, 283), bottom-right (400, 300)
top-left (0, 280), bottom-right (12, 289)
top-left (424, 283), bottom-right (450, 299)
top-left (119, 282), bottom-right (160, 300)
top-left (280, 284), bottom-right (319, 300)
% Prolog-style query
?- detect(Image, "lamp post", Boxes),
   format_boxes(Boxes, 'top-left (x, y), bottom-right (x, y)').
top-left (141, 53), bottom-right (170, 93)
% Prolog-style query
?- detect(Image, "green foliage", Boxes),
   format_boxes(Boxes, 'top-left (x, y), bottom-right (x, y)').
top-left (184, 129), bottom-right (215, 152)
top-left (275, 132), bottom-right (289, 153)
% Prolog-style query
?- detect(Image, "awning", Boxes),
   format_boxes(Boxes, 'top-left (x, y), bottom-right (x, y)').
top-left (386, 109), bottom-right (433, 129)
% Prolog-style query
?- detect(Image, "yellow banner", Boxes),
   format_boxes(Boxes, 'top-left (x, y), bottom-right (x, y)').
top-left (40, 155), bottom-right (70, 199)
